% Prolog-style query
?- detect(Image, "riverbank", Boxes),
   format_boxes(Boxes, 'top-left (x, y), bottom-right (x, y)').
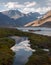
top-left (0, 28), bottom-right (51, 65)
top-left (25, 33), bottom-right (51, 65)
top-left (0, 37), bottom-right (15, 65)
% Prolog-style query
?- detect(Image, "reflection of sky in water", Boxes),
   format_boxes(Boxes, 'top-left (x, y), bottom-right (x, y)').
top-left (11, 27), bottom-right (51, 65)
top-left (12, 49), bottom-right (32, 65)
top-left (11, 37), bottom-right (35, 65)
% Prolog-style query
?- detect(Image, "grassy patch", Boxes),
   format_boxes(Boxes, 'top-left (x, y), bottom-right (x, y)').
top-left (0, 28), bottom-right (51, 65)
top-left (0, 37), bottom-right (15, 65)
top-left (25, 49), bottom-right (51, 65)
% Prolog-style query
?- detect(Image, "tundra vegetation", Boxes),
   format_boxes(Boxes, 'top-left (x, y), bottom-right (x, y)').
top-left (0, 28), bottom-right (51, 65)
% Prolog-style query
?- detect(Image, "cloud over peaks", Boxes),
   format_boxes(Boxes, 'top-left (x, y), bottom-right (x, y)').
top-left (24, 2), bottom-right (36, 7)
top-left (5, 2), bottom-right (24, 9)
top-left (0, 0), bottom-right (51, 14)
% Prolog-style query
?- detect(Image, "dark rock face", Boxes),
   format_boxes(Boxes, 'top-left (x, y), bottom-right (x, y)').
top-left (0, 12), bottom-right (16, 27)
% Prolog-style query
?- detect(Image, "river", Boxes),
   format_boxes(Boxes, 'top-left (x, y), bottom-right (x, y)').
top-left (11, 36), bottom-right (35, 65)
top-left (11, 27), bottom-right (51, 65)
top-left (17, 27), bottom-right (51, 36)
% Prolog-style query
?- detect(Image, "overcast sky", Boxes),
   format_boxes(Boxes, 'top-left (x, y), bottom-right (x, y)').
top-left (0, 0), bottom-right (51, 14)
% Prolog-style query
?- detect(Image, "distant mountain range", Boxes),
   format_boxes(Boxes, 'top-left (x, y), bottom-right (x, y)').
top-left (0, 9), bottom-right (41, 27)
top-left (0, 12), bottom-right (16, 27)
top-left (24, 10), bottom-right (51, 27)
top-left (0, 9), bottom-right (51, 27)
top-left (2, 10), bottom-right (24, 19)
top-left (15, 12), bottom-right (41, 26)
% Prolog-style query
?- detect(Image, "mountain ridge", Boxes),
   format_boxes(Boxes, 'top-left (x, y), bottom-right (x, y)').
top-left (0, 10), bottom-right (41, 27)
top-left (2, 10), bottom-right (24, 19)
top-left (15, 12), bottom-right (41, 26)
top-left (24, 10), bottom-right (51, 27)
top-left (0, 12), bottom-right (16, 27)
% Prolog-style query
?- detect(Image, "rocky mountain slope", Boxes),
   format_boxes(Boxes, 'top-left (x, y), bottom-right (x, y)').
top-left (0, 10), bottom-right (41, 27)
top-left (24, 10), bottom-right (51, 27)
top-left (15, 12), bottom-right (41, 26)
top-left (2, 10), bottom-right (24, 19)
top-left (0, 12), bottom-right (16, 27)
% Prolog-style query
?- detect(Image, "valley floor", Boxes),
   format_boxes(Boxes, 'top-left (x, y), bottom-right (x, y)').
top-left (0, 28), bottom-right (51, 65)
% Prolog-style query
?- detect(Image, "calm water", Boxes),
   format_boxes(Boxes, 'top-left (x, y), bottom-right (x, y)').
top-left (17, 27), bottom-right (51, 36)
top-left (11, 27), bottom-right (51, 65)
top-left (11, 36), bottom-right (50, 65)
top-left (11, 36), bottom-right (35, 65)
